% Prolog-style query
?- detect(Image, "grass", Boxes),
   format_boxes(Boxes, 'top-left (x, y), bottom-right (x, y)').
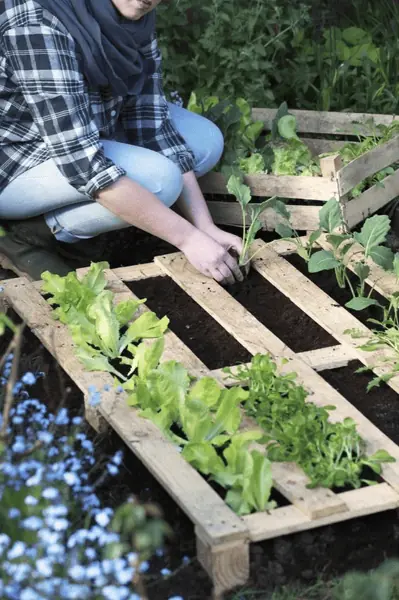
top-left (229, 579), bottom-right (338, 600)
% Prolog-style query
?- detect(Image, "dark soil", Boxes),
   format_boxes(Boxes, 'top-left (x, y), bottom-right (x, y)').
top-left (3, 226), bottom-right (399, 599)
top-left (130, 276), bottom-right (252, 370)
top-left (286, 253), bottom-right (388, 328)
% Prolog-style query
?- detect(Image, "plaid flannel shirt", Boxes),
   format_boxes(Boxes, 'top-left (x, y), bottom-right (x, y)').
top-left (0, 0), bottom-right (195, 199)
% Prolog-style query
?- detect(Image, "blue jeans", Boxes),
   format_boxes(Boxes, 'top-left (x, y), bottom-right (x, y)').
top-left (0, 104), bottom-right (223, 243)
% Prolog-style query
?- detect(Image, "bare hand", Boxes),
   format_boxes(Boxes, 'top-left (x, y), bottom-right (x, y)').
top-left (180, 229), bottom-right (244, 285)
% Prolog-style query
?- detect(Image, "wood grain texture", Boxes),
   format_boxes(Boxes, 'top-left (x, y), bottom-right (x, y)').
top-left (199, 172), bottom-right (338, 200)
top-left (252, 108), bottom-right (399, 135)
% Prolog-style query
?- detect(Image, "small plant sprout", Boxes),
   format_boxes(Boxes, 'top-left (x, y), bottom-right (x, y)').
top-left (226, 173), bottom-right (277, 268)
top-left (273, 197), bottom-right (395, 311)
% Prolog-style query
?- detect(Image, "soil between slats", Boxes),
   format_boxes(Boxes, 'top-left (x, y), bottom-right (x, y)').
top-left (3, 227), bottom-right (399, 599)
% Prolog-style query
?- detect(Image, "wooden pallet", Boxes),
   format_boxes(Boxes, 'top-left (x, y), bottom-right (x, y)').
top-left (3, 246), bottom-right (399, 599)
top-left (200, 108), bottom-right (399, 231)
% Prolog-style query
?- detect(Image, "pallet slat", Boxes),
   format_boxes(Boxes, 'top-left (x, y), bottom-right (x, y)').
top-left (338, 135), bottom-right (399, 197)
top-left (155, 252), bottom-right (399, 492)
top-left (211, 345), bottom-right (353, 382)
top-left (243, 483), bottom-right (399, 542)
top-left (207, 201), bottom-right (320, 232)
top-left (252, 108), bottom-right (399, 136)
top-left (199, 172), bottom-right (338, 201)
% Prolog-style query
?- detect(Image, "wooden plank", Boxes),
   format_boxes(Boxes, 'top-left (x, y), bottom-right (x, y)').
top-left (199, 172), bottom-right (338, 201)
top-left (252, 108), bottom-right (399, 136)
top-left (243, 483), bottom-right (399, 542)
top-left (155, 251), bottom-right (399, 492)
top-left (345, 168), bottom-right (399, 229)
top-left (338, 136), bottom-right (399, 197)
top-left (196, 532), bottom-right (249, 600)
top-left (320, 154), bottom-right (343, 180)
top-left (211, 345), bottom-right (353, 382)
top-left (207, 201), bottom-right (320, 232)
top-left (302, 137), bottom-right (348, 156)
top-left (2, 276), bottom-right (248, 547)
top-left (251, 240), bottom-right (399, 395)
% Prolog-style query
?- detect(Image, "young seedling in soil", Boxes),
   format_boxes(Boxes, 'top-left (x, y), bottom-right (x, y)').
top-left (226, 173), bottom-right (277, 271)
top-left (273, 197), bottom-right (396, 311)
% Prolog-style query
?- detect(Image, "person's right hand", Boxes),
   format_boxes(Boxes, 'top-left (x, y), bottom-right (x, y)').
top-left (179, 228), bottom-right (243, 285)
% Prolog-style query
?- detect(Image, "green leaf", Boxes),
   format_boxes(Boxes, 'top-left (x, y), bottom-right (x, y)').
top-left (87, 291), bottom-right (120, 357)
top-left (345, 297), bottom-right (381, 311)
top-left (353, 215), bottom-right (391, 256)
top-left (277, 114), bottom-right (298, 140)
top-left (120, 312), bottom-right (169, 351)
top-left (226, 175), bottom-right (252, 208)
top-left (115, 298), bottom-right (146, 326)
top-left (75, 346), bottom-right (121, 377)
top-left (182, 442), bottom-right (225, 475)
top-left (326, 233), bottom-right (351, 249)
top-left (354, 261), bottom-right (370, 283)
top-left (308, 250), bottom-right (341, 273)
top-left (82, 262), bottom-right (109, 294)
top-left (308, 229), bottom-right (322, 246)
top-left (189, 377), bottom-right (222, 408)
top-left (129, 338), bottom-right (165, 378)
top-left (275, 223), bottom-right (294, 239)
top-left (319, 199), bottom-right (343, 233)
top-left (272, 199), bottom-right (291, 221)
top-left (249, 451), bottom-right (274, 511)
top-left (369, 245), bottom-right (394, 271)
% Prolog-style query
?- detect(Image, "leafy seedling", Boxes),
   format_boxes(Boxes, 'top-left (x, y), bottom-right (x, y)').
top-left (226, 173), bottom-right (278, 269)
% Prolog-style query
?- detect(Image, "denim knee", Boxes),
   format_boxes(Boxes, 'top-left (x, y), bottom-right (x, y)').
top-left (193, 119), bottom-right (224, 178)
top-left (156, 158), bottom-right (184, 207)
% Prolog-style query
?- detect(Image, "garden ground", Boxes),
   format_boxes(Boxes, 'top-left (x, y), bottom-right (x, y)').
top-left (2, 222), bottom-right (399, 599)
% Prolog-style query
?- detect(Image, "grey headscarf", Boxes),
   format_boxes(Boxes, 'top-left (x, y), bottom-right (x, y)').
top-left (34, 0), bottom-right (156, 96)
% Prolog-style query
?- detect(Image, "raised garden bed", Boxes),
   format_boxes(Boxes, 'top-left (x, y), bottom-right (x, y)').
top-left (3, 239), bottom-right (399, 599)
top-left (200, 108), bottom-right (399, 231)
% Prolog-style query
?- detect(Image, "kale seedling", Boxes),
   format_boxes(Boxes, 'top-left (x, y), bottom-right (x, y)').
top-left (226, 173), bottom-right (277, 269)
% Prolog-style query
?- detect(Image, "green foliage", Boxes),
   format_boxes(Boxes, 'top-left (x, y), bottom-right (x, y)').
top-left (334, 560), bottom-right (399, 600)
top-left (274, 199), bottom-right (394, 309)
top-left (41, 263), bottom-right (169, 379)
top-left (227, 354), bottom-right (395, 489)
top-left (42, 263), bottom-right (395, 514)
top-left (157, 0), bottom-right (310, 106)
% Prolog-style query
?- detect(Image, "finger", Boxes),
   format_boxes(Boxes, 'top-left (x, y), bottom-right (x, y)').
top-left (218, 263), bottom-right (236, 286)
top-left (224, 251), bottom-right (244, 282)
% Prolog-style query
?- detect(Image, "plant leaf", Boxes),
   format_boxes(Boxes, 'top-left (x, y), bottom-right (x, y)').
top-left (277, 114), bottom-right (298, 140)
top-left (308, 250), bottom-right (341, 272)
top-left (353, 215), bottom-right (391, 256)
top-left (226, 174), bottom-right (252, 208)
top-left (275, 223), bottom-right (294, 238)
top-left (345, 297), bottom-right (381, 311)
top-left (369, 245), bottom-right (394, 270)
top-left (318, 199), bottom-right (343, 233)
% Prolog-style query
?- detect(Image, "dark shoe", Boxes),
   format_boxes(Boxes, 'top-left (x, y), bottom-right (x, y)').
top-left (56, 235), bottom-right (107, 267)
top-left (0, 216), bottom-right (73, 281)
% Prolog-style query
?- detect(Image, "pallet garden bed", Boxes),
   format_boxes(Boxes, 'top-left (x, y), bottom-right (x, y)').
top-left (200, 108), bottom-right (399, 232)
top-left (2, 237), bottom-right (399, 599)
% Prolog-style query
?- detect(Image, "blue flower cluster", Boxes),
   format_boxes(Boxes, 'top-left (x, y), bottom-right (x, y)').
top-left (0, 356), bottom-right (183, 600)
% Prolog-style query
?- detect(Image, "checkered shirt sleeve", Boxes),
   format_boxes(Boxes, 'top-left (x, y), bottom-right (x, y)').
top-left (2, 24), bottom-right (126, 199)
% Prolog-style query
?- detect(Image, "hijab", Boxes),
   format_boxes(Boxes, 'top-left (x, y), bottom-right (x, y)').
top-left (34, 0), bottom-right (156, 96)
